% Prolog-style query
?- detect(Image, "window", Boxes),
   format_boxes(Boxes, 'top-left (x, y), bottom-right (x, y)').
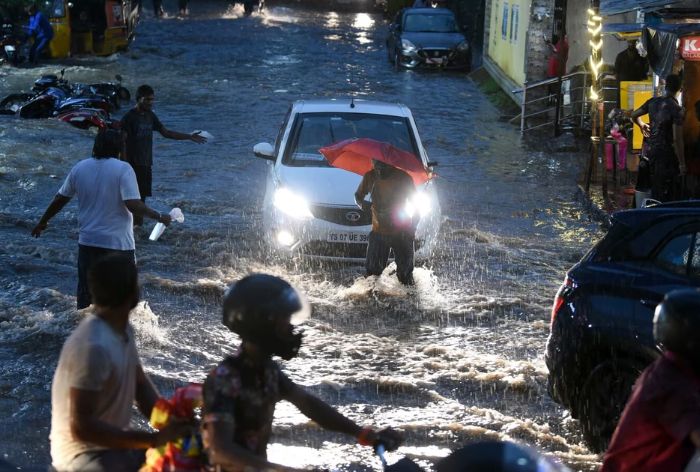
top-left (509, 5), bottom-right (519, 42)
top-left (655, 233), bottom-right (693, 276)
top-left (501, 2), bottom-right (509, 40)
top-left (690, 233), bottom-right (700, 278)
top-left (283, 113), bottom-right (418, 167)
top-left (404, 13), bottom-right (458, 33)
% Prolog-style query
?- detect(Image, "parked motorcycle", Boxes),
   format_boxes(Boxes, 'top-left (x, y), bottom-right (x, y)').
top-left (0, 23), bottom-right (24, 66)
top-left (0, 69), bottom-right (130, 118)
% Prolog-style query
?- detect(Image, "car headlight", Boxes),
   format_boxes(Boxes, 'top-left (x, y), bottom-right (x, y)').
top-left (273, 188), bottom-right (314, 220)
top-left (401, 38), bottom-right (417, 52)
top-left (404, 191), bottom-right (433, 218)
top-left (457, 40), bottom-right (469, 51)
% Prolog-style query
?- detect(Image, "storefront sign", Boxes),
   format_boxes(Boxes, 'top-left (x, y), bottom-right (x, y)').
top-left (681, 37), bottom-right (700, 61)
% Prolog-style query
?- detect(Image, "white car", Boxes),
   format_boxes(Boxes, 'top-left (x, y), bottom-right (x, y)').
top-left (253, 98), bottom-right (441, 261)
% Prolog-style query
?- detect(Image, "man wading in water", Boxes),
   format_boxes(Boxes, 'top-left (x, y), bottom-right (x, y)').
top-left (120, 84), bottom-right (207, 226)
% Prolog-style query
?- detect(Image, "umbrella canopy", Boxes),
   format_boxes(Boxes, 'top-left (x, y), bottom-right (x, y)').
top-left (319, 138), bottom-right (432, 185)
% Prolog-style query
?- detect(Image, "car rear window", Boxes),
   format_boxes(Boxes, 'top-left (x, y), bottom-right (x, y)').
top-left (590, 219), bottom-right (635, 262)
top-left (404, 13), bottom-right (459, 33)
top-left (283, 112), bottom-right (419, 167)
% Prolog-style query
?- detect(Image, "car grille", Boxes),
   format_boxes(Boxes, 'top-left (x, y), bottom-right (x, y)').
top-left (310, 205), bottom-right (371, 227)
top-left (419, 49), bottom-right (450, 58)
top-left (301, 241), bottom-right (368, 258)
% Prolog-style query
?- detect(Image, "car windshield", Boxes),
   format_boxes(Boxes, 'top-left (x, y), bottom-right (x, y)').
top-left (403, 13), bottom-right (458, 33)
top-left (283, 112), bottom-right (419, 167)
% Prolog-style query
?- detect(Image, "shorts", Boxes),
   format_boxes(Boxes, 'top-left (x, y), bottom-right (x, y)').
top-left (132, 165), bottom-right (152, 198)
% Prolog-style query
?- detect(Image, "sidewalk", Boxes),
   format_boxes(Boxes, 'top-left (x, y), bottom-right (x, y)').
top-left (529, 130), bottom-right (638, 224)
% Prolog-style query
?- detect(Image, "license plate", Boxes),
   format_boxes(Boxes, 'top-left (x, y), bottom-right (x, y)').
top-left (327, 232), bottom-right (368, 243)
top-left (426, 57), bottom-right (444, 64)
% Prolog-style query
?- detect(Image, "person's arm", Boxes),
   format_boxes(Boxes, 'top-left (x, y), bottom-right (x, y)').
top-left (158, 127), bottom-right (207, 144)
top-left (283, 382), bottom-right (403, 450)
top-left (354, 173), bottom-right (372, 210)
top-left (631, 102), bottom-right (651, 138)
top-left (674, 123), bottom-right (686, 175)
top-left (124, 199), bottom-right (172, 225)
top-left (205, 421), bottom-right (303, 472)
top-left (285, 383), bottom-right (362, 436)
top-left (70, 387), bottom-right (190, 449)
top-left (134, 363), bottom-right (160, 419)
top-left (31, 194), bottom-right (71, 237)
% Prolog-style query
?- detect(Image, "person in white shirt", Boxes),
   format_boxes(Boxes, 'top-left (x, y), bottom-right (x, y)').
top-left (49, 254), bottom-right (191, 471)
top-left (31, 129), bottom-right (172, 309)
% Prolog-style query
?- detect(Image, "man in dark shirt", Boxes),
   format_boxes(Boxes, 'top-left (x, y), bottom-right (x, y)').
top-left (202, 274), bottom-right (402, 471)
top-left (601, 289), bottom-right (700, 471)
top-left (355, 160), bottom-right (417, 285)
top-left (25, 3), bottom-right (53, 64)
top-left (121, 84), bottom-right (206, 225)
top-left (631, 74), bottom-right (686, 202)
top-left (614, 41), bottom-right (648, 82)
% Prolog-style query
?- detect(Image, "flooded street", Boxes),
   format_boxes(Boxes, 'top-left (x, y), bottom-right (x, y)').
top-left (0, 2), bottom-right (604, 469)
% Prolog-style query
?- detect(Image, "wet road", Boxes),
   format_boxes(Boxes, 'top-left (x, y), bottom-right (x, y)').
top-left (0, 2), bottom-right (603, 469)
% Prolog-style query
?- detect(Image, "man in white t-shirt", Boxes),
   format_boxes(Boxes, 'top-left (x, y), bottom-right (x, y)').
top-left (31, 129), bottom-right (172, 309)
top-left (50, 254), bottom-right (191, 471)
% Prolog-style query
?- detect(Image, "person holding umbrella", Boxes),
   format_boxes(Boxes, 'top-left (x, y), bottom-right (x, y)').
top-left (355, 159), bottom-right (418, 285)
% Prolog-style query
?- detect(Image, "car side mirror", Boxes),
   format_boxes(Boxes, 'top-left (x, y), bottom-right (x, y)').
top-left (427, 161), bottom-right (438, 167)
top-left (253, 142), bottom-right (275, 161)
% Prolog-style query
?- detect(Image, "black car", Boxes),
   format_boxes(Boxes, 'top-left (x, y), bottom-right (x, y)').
top-left (545, 201), bottom-right (700, 452)
top-left (386, 7), bottom-right (471, 71)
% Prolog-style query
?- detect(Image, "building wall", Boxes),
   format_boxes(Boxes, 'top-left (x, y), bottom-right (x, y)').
top-left (487, 0), bottom-right (532, 85)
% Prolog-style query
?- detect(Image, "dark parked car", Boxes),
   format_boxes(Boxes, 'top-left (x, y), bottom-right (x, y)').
top-left (386, 7), bottom-right (471, 71)
top-left (545, 201), bottom-right (700, 452)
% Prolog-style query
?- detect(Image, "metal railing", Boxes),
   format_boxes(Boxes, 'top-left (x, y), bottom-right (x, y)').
top-left (513, 71), bottom-right (621, 136)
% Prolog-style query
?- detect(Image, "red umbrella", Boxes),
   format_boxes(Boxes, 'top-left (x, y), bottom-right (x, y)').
top-left (319, 138), bottom-right (432, 185)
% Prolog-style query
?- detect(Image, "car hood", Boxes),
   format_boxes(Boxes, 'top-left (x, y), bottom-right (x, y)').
top-left (277, 166), bottom-right (363, 206)
top-left (401, 32), bottom-right (466, 49)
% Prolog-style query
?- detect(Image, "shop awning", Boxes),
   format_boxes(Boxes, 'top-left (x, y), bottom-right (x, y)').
top-left (602, 23), bottom-right (644, 34)
top-left (600, 0), bottom-right (682, 16)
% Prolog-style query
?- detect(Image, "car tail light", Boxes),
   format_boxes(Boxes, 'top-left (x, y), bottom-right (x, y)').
top-left (551, 276), bottom-right (574, 327)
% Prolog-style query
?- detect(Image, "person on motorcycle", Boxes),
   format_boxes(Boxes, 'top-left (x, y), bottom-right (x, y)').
top-left (25, 3), bottom-right (53, 64)
top-left (202, 274), bottom-right (403, 471)
top-left (602, 288), bottom-right (700, 471)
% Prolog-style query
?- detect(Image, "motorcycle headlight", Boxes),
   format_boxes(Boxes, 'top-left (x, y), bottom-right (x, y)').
top-left (457, 40), bottom-right (470, 52)
top-left (273, 188), bottom-right (313, 220)
top-left (404, 191), bottom-right (432, 218)
top-left (401, 38), bottom-right (417, 52)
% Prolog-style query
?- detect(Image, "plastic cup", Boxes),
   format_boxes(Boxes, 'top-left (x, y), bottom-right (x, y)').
top-left (149, 222), bottom-right (166, 241)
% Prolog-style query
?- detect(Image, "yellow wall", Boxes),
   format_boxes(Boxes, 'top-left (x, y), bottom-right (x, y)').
top-left (488, 0), bottom-right (530, 85)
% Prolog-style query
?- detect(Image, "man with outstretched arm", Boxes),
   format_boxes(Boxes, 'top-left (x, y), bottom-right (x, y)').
top-left (32, 129), bottom-right (171, 309)
top-left (121, 84), bottom-right (206, 226)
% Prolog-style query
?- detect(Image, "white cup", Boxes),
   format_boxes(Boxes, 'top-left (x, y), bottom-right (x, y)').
top-left (149, 222), bottom-right (166, 241)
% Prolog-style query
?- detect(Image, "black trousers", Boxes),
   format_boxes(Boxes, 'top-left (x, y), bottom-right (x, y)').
top-left (365, 231), bottom-right (415, 285)
top-left (77, 245), bottom-right (135, 309)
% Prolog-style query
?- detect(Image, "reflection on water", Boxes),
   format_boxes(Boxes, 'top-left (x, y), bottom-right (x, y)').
top-left (0, 2), bottom-right (603, 470)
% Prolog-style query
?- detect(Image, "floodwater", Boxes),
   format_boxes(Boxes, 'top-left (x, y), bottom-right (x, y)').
top-left (0, 2), bottom-right (604, 470)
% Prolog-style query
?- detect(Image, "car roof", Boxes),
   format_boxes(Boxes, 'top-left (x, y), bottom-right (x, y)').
top-left (404, 8), bottom-right (455, 16)
top-left (291, 99), bottom-right (413, 117)
top-left (612, 200), bottom-right (700, 228)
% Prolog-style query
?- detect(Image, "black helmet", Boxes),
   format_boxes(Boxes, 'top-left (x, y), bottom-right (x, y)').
top-left (653, 288), bottom-right (700, 362)
top-left (436, 440), bottom-right (568, 472)
top-left (222, 274), bottom-right (310, 360)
